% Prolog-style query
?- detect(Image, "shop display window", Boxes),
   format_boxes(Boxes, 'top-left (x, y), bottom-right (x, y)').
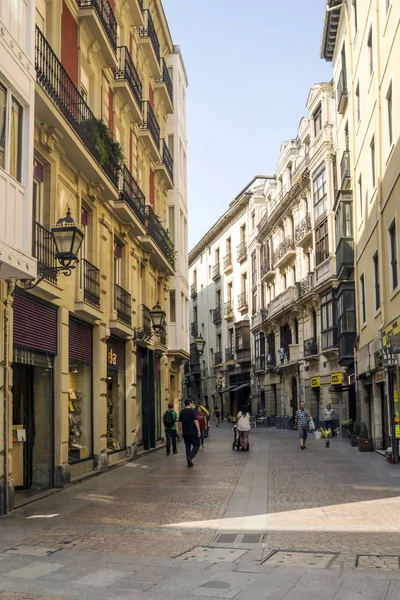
top-left (106, 369), bottom-right (126, 451)
top-left (68, 361), bottom-right (92, 463)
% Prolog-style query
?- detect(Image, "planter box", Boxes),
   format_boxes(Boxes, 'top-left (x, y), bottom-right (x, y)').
top-left (359, 438), bottom-right (374, 452)
top-left (350, 434), bottom-right (359, 447)
top-left (387, 456), bottom-right (393, 464)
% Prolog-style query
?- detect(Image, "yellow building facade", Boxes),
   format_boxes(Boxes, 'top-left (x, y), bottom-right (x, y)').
top-left (1, 0), bottom-right (187, 512)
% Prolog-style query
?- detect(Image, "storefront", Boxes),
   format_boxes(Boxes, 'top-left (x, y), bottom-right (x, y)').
top-left (136, 347), bottom-right (156, 450)
top-left (68, 316), bottom-right (93, 464)
top-left (106, 337), bottom-right (126, 452)
top-left (12, 291), bottom-right (57, 492)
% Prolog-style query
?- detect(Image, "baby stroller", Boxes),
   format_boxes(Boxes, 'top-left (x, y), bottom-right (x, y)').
top-left (232, 419), bottom-right (240, 451)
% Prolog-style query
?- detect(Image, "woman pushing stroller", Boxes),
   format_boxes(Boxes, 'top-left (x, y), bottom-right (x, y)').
top-left (236, 405), bottom-right (251, 451)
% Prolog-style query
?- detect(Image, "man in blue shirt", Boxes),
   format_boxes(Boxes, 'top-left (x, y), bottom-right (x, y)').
top-left (295, 401), bottom-right (311, 450)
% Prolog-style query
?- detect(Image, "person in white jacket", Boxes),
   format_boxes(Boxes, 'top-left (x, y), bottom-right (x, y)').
top-left (236, 405), bottom-right (251, 451)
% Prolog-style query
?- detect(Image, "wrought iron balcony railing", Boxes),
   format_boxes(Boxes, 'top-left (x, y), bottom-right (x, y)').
top-left (115, 283), bottom-right (131, 325)
top-left (190, 283), bottom-right (197, 298)
top-left (35, 26), bottom-right (119, 187)
top-left (223, 253), bottom-right (232, 270)
top-left (32, 221), bottom-right (58, 283)
top-left (238, 292), bottom-right (248, 309)
top-left (160, 138), bottom-right (173, 181)
top-left (138, 9), bottom-right (160, 61)
top-left (115, 46), bottom-right (142, 108)
top-left (144, 204), bottom-right (174, 267)
top-left (304, 337), bottom-right (318, 358)
top-left (295, 213), bottom-right (311, 244)
top-left (261, 259), bottom-right (272, 277)
top-left (214, 351), bottom-right (222, 366)
top-left (77, 0), bottom-right (117, 51)
top-left (212, 263), bottom-right (221, 279)
top-left (212, 307), bottom-right (222, 324)
top-left (224, 300), bottom-right (233, 315)
top-left (237, 240), bottom-right (247, 261)
top-left (155, 58), bottom-right (173, 104)
top-left (340, 150), bottom-right (351, 188)
top-left (225, 347), bottom-right (234, 361)
top-left (297, 274), bottom-right (313, 299)
top-left (82, 259), bottom-right (100, 307)
top-left (191, 321), bottom-right (198, 337)
top-left (140, 100), bottom-right (160, 149)
top-left (119, 165), bottom-right (145, 224)
top-left (273, 236), bottom-right (294, 265)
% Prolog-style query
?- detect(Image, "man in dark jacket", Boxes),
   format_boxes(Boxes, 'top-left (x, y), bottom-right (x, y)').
top-left (178, 399), bottom-right (200, 467)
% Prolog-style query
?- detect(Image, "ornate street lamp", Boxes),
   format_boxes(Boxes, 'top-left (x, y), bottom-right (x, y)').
top-left (134, 301), bottom-right (167, 343)
top-left (195, 333), bottom-right (206, 356)
top-left (19, 208), bottom-right (84, 289)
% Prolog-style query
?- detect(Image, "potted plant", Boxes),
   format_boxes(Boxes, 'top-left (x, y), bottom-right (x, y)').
top-left (320, 428), bottom-right (333, 448)
top-left (350, 420), bottom-right (360, 447)
top-left (358, 422), bottom-right (374, 452)
top-left (341, 419), bottom-right (353, 438)
top-left (385, 448), bottom-right (393, 464)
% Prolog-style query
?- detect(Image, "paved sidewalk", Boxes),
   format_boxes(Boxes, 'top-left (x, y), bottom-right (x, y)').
top-left (1, 425), bottom-right (400, 599)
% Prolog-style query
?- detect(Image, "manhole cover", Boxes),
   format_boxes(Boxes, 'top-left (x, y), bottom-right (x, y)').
top-left (263, 550), bottom-right (337, 568)
top-left (356, 555), bottom-right (400, 570)
top-left (179, 547), bottom-right (248, 562)
top-left (3, 546), bottom-right (59, 557)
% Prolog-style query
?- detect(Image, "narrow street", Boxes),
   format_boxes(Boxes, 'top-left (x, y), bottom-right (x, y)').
top-left (2, 426), bottom-right (400, 599)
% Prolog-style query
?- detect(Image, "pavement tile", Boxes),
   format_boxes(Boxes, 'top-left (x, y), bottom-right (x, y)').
top-left (5, 563), bottom-right (64, 580)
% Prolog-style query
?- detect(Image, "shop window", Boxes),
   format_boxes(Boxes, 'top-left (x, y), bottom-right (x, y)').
top-left (68, 362), bottom-right (92, 463)
top-left (106, 338), bottom-right (126, 451)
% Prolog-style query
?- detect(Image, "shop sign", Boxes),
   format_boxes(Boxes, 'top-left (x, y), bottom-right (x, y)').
top-left (310, 376), bottom-right (320, 388)
top-left (331, 372), bottom-right (343, 386)
top-left (107, 348), bottom-right (118, 366)
top-left (382, 317), bottom-right (400, 354)
top-left (383, 348), bottom-right (397, 367)
top-left (374, 369), bottom-right (385, 384)
top-left (374, 350), bottom-right (383, 370)
top-left (394, 390), bottom-right (400, 439)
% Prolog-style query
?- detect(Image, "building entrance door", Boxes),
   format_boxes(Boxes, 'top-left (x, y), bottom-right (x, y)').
top-left (380, 383), bottom-right (389, 450)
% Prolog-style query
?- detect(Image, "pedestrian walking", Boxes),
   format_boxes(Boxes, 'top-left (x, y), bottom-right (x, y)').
top-left (237, 405), bottom-right (251, 451)
top-left (162, 402), bottom-right (179, 456)
top-left (214, 406), bottom-right (220, 427)
top-left (204, 404), bottom-right (211, 438)
top-left (178, 399), bottom-right (201, 467)
top-left (197, 406), bottom-right (206, 448)
top-left (295, 401), bottom-right (311, 450)
top-left (324, 403), bottom-right (336, 436)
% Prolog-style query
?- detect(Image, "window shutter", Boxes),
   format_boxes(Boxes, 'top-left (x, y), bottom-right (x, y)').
top-left (69, 316), bottom-right (93, 363)
top-left (13, 292), bottom-right (57, 353)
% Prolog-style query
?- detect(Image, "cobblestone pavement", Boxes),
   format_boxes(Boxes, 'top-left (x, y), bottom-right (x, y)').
top-left (2, 426), bottom-right (400, 599)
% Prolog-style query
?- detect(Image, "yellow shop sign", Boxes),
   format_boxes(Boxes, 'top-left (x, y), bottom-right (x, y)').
top-left (310, 376), bottom-right (320, 388)
top-left (331, 372), bottom-right (343, 386)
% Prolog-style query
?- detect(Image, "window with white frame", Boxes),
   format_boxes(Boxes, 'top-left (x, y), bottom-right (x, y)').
top-left (0, 81), bottom-right (23, 183)
top-left (313, 164), bottom-right (327, 219)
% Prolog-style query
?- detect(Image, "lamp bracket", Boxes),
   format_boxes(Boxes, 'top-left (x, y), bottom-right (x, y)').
top-left (16, 265), bottom-right (76, 290)
top-left (133, 327), bottom-right (160, 344)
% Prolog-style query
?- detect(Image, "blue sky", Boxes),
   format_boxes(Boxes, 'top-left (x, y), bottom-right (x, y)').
top-left (162, 0), bottom-right (333, 249)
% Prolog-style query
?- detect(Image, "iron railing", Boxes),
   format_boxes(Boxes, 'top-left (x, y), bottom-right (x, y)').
top-left (139, 9), bottom-right (160, 61)
top-left (32, 221), bottom-right (58, 283)
top-left (223, 253), bottom-right (232, 270)
top-left (304, 337), bottom-right (318, 357)
top-left (144, 204), bottom-right (174, 267)
top-left (119, 165), bottom-right (145, 224)
top-left (35, 26), bottom-right (119, 187)
top-left (82, 259), bottom-right (100, 307)
top-left (297, 274), bottom-right (313, 299)
top-left (261, 258), bottom-right (272, 277)
top-left (115, 284), bottom-right (131, 325)
top-left (237, 240), bottom-right (247, 261)
top-left (140, 100), bottom-right (160, 149)
top-left (160, 138), bottom-right (173, 181)
top-left (212, 263), bottom-right (221, 279)
top-left (155, 58), bottom-right (173, 104)
top-left (273, 236), bottom-right (294, 264)
top-left (295, 213), bottom-right (311, 243)
top-left (225, 347), bottom-right (234, 361)
top-left (224, 300), bottom-right (233, 315)
top-left (212, 307), bottom-right (222, 323)
top-left (77, 0), bottom-right (117, 51)
top-left (321, 327), bottom-right (337, 350)
top-left (190, 283), bottom-right (197, 298)
top-left (214, 351), bottom-right (222, 365)
top-left (340, 150), bottom-right (351, 188)
top-left (238, 292), bottom-right (248, 309)
top-left (336, 68), bottom-right (348, 112)
top-left (191, 321), bottom-right (198, 337)
top-left (115, 46), bottom-right (142, 108)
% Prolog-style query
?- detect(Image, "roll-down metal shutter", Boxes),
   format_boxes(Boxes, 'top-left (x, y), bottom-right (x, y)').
top-left (13, 292), bottom-right (58, 354)
top-left (69, 316), bottom-right (93, 363)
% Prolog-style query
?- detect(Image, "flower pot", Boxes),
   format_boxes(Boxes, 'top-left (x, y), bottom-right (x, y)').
top-left (350, 434), bottom-right (360, 447)
top-left (386, 456), bottom-right (393, 464)
top-left (359, 438), bottom-right (374, 452)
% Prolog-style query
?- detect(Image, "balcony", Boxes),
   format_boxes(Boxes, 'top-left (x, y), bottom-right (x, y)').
top-left (154, 138), bottom-right (173, 188)
top-left (191, 321), bottom-right (198, 337)
top-left (35, 27), bottom-right (119, 193)
top-left (251, 311), bottom-right (262, 331)
top-left (139, 101), bottom-right (161, 159)
top-left (138, 9), bottom-right (161, 76)
top-left (340, 150), bottom-right (351, 189)
top-left (295, 213), bottom-right (312, 247)
top-left (32, 221), bottom-right (58, 284)
top-left (82, 259), bottom-right (100, 308)
top-left (321, 327), bottom-right (338, 354)
top-left (77, 0), bottom-right (117, 68)
top-left (338, 332), bottom-right (356, 367)
top-left (212, 263), bottom-right (221, 280)
top-left (127, 0), bottom-right (144, 27)
top-left (214, 351), bottom-right (223, 366)
top-left (261, 258), bottom-right (274, 282)
top-left (268, 286), bottom-right (296, 318)
top-left (237, 292), bottom-right (248, 312)
top-left (113, 165), bottom-right (145, 234)
top-left (255, 356), bottom-right (265, 373)
top-left (212, 307), bottom-right (222, 324)
top-left (236, 343), bottom-right (251, 364)
top-left (273, 236), bottom-right (295, 269)
top-left (114, 46), bottom-right (142, 122)
top-left (224, 300), bottom-right (234, 320)
top-left (225, 347), bottom-right (235, 362)
top-left (237, 241), bottom-right (247, 262)
top-left (140, 205), bottom-right (175, 274)
top-left (336, 68), bottom-right (348, 114)
top-left (115, 284), bottom-right (131, 326)
top-left (190, 284), bottom-right (197, 298)
top-left (261, 307), bottom-right (269, 323)
top-left (154, 58), bottom-right (173, 113)
top-left (296, 273), bottom-right (313, 299)
top-left (336, 238), bottom-right (354, 280)
top-left (223, 252), bottom-right (233, 274)
top-left (304, 337), bottom-right (318, 358)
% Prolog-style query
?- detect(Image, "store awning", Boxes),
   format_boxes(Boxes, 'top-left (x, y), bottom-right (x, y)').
top-left (234, 383), bottom-right (250, 391)
top-left (220, 386), bottom-right (233, 393)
